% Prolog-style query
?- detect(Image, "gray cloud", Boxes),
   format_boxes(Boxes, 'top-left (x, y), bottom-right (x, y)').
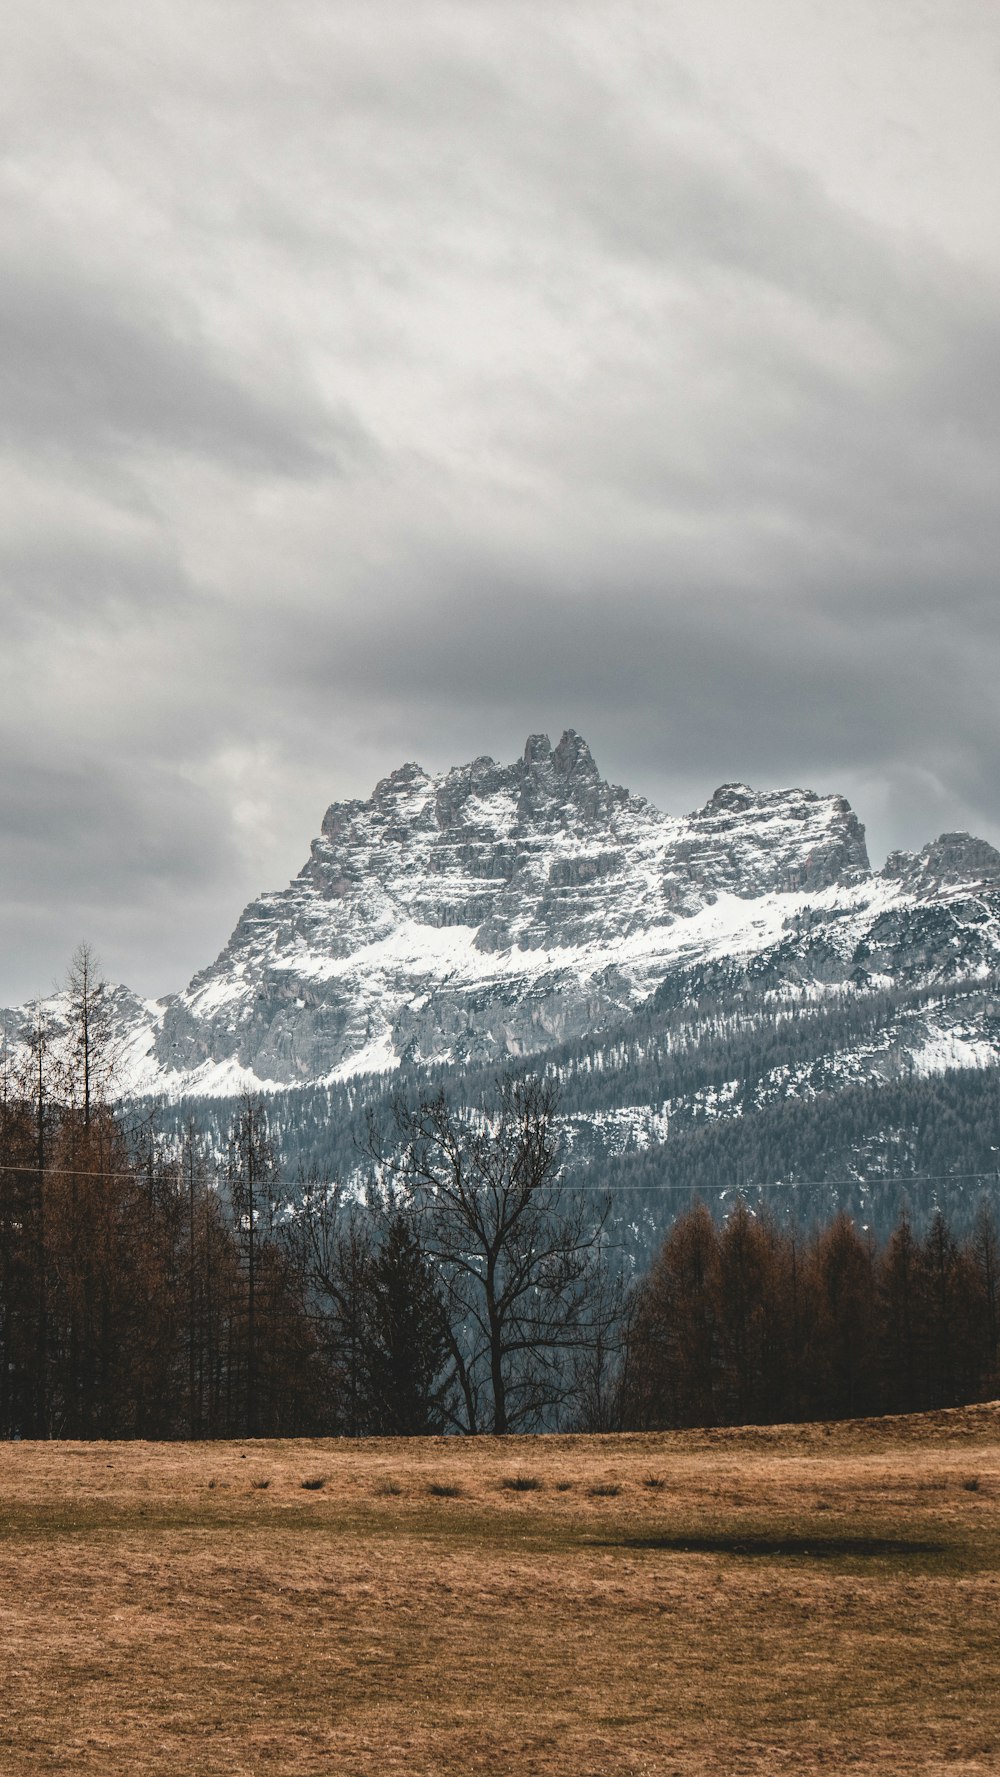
top-left (0, 747), bottom-right (247, 1004)
top-left (1, 272), bottom-right (307, 471)
top-left (2, 0), bottom-right (999, 1001)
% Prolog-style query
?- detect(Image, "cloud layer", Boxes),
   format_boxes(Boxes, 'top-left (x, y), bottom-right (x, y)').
top-left (2, 0), bottom-right (999, 1000)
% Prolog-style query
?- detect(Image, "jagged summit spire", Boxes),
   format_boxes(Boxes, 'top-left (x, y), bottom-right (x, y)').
top-left (523, 733), bottom-right (552, 766)
top-left (523, 729), bottom-right (600, 781)
top-left (552, 728), bottom-right (599, 781)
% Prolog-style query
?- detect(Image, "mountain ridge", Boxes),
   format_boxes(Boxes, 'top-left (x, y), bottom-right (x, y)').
top-left (4, 730), bottom-right (1000, 1111)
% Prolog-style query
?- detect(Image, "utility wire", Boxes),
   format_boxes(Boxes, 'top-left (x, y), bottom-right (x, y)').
top-left (0, 1159), bottom-right (997, 1192)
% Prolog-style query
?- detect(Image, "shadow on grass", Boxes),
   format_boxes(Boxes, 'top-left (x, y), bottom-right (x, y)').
top-left (602, 1533), bottom-right (947, 1560)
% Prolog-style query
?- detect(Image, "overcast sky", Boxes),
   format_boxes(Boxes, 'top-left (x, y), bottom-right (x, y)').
top-left (2, 0), bottom-right (999, 1003)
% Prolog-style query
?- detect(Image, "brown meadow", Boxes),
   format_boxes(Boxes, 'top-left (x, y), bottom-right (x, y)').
top-left (1, 1405), bottom-right (999, 1775)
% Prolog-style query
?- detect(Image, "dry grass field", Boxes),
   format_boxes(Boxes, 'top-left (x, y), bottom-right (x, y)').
top-left (1, 1408), bottom-right (999, 1775)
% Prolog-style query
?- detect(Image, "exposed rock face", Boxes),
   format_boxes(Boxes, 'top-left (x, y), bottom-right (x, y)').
top-left (661, 784), bottom-right (869, 912)
top-left (134, 730), bottom-right (888, 1088)
top-left (9, 730), bottom-right (1000, 1100)
top-left (882, 833), bottom-right (1000, 898)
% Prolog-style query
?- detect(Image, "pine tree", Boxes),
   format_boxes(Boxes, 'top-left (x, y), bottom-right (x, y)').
top-left (362, 1213), bottom-right (452, 1434)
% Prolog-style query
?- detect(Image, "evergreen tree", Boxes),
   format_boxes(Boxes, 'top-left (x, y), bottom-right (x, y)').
top-left (362, 1213), bottom-right (453, 1434)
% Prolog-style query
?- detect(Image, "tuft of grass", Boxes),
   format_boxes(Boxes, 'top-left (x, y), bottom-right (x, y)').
top-left (589, 1482), bottom-right (621, 1498)
top-left (427, 1481), bottom-right (461, 1498)
top-left (555, 1479), bottom-right (574, 1491)
top-left (375, 1479), bottom-right (403, 1497)
top-left (500, 1475), bottom-right (542, 1492)
top-left (963, 1477), bottom-right (981, 1492)
top-left (642, 1476), bottom-right (665, 1490)
top-left (300, 1477), bottom-right (325, 1491)
top-left (252, 1479), bottom-right (271, 1491)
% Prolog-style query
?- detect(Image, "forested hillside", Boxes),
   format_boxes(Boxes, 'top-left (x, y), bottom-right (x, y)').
top-left (143, 979), bottom-right (1000, 1264)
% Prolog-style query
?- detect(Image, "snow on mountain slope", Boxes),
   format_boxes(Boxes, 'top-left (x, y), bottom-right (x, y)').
top-left (5, 730), bottom-right (1000, 1100)
top-left (144, 731), bottom-right (876, 1090)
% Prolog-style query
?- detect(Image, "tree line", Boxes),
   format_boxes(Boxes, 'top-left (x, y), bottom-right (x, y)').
top-left (0, 951), bottom-right (614, 1439)
top-left (620, 1199), bottom-right (1000, 1430)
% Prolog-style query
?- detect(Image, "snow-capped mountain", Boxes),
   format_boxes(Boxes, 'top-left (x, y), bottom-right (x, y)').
top-left (143, 728), bottom-right (883, 1093)
top-left (5, 730), bottom-right (1000, 1112)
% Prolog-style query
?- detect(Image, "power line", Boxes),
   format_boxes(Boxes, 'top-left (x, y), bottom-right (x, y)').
top-left (0, 1159), bottom-right (189, 1181)
top-left (557, 1172), bottom-right (1000, 1191)
top-left (0, 1158), bottom-right (997, 1192)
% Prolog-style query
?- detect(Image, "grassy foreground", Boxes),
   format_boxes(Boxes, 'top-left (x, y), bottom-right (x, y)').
top-left (1, 1409), bottom-right (999, 1775)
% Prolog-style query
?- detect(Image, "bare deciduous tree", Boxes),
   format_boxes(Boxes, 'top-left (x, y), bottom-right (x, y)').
top-left (65, 943), bottom-right (116, 1128)
top-left (280, 1177), bottom-right (374, 1435)
top-left (388, 1074), bottom-right (613, 1435)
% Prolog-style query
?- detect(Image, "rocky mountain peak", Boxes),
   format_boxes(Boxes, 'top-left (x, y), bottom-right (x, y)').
top-left (523, 732), bottom-right (552, 768)
top-left (657, 780), bottom-right (871, 910)
top-left (704, 782), bottom-right (757, 814)
top-left (514, 729), bottom-right (624, 828)
top-left (522, 729), bottom-right (599, 779)
top-left (103, 732), bottom-right (1000, 1095)
top-left (372, 761), bottom-right (430, 802)
top-left (883, 832), bottom-right (1000, 898)
top-left (11, 731), bottom-right (1000, 1104)
top-left (552, 728), bottom-right (600, 783)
